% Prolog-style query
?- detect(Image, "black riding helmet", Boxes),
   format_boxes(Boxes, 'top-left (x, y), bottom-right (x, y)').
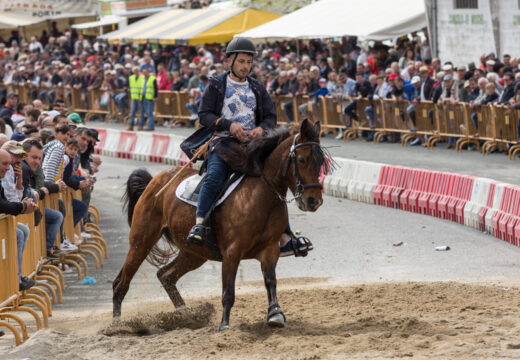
top-left (226, 38), bottom-right (256, 79)
top-left (226, 38), bottom-right (257, 57)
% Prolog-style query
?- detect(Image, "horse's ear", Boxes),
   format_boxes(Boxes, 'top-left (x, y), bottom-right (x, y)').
top-left (313, 120), bottom-right (321, 136)
top-left (300, 118), bottom-right (318, 141)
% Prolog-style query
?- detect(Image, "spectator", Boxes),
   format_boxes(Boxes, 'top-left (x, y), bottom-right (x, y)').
top-left (21, 139), bottom-right (65, 258)
top-left (42, 124), bottom-right (69, 182)
top-left (139, 68), bottom-right (157, 131)
top-left (341, 72), bottom-right (373, 139)
top-left (0, 146), bottom-right (36, 291)
top-left (126, 66), bottom-right (143, 131)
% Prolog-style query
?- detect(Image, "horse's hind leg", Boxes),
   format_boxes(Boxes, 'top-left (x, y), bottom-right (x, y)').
top-left (157, 250), bottom-right (206, 308)
top-left (259, 245), bottom-right (285, 327)
top-left (113, 217), bottom-right (162, 318)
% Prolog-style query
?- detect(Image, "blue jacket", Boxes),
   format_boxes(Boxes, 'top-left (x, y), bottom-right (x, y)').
top-left (402, 80), bottom-right (415, 100)
top-left (315, 87), bottom-right (329, 104)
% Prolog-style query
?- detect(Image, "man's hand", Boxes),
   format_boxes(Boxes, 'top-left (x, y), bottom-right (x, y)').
top-left (13, 163), bottom-right (22, 188)
top-left (248, 126), bottom-right (264, 139)
top-left (230, 123), bottom-right (248, 142)
top-left (22, 198), bottom-right (37, 214)
top-left (56, 179), bottom-right (66, 192)
top-left (31, 190), bottom-right (39, 202)
top-left (79, 180), bottom-right (89, 191)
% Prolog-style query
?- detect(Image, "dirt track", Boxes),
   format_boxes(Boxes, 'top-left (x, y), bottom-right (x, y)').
top-left (6, 280), bottom-right (520, 360)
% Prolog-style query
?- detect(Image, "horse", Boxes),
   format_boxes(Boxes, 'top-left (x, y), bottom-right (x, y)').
top-left (113, 119), bottom-right (328, 331)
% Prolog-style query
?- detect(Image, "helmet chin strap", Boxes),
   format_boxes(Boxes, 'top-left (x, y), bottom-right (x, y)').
top-left (230, 53), bottom-right (245, 81)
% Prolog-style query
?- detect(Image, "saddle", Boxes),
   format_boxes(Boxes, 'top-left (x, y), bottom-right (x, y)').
top-left (175, 173), bottom-right (245, 207)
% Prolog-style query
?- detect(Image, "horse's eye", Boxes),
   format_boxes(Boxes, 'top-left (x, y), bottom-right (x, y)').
top-left (298, 156), bottom-right (306, 164)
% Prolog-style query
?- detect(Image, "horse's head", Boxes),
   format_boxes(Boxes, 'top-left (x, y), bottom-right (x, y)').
top-left (284, 119), bottom-right (326, 212)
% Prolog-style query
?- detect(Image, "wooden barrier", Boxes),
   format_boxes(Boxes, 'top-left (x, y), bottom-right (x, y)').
top-left (0, 188), bottom-right (107, 346)
top-left (4, 80), bottom-right (520, 160)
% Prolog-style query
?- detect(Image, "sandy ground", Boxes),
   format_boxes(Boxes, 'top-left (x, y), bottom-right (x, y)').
top-left (4, 279), bottom-right (520, 360)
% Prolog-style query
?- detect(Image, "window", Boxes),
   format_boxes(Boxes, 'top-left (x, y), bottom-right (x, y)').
top-left (454, 0), bottom-right (478, 9)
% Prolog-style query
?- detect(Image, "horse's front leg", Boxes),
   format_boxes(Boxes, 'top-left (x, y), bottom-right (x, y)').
top-left (219, 254), bottom-right (240, 332)
top-left (259, 244), bottom-right (285, 327)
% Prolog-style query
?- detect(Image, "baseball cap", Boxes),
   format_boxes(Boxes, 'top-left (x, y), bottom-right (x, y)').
top-left (441, 64), bottom-right (453, 71)
top-left (48, 110), bottom-right (61, 119)
top-left (67, 113), bottom-right (82, 124)
top-left (88, 129), bottom-right (100, 142)
top-left (419, 66), bottom-right (429, 73)
top-left (389, 73), bottom-right (399, 81)
top-left (125, 63), bottom-right (132, 69)
top-left (318, 78), bottom-right (327, 84)
top-left (486, 59), bottom-right (495, 66)
top-left (411, 76), bottom-right (421, 84)
top-left (10, 132), bottom-right (26, 141)
top-left (6, 92), bottom-right (18, 99)
top-left (1, 140), bottom-right (27, 157)
top-left (444, 74), bottom-right (454, 81)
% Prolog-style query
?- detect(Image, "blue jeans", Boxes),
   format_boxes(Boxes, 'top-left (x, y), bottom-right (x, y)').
top-left (72, 199), bottom-right (88, 227)
top-left (129, 99), bottom-right (140, 125)
top-left (196, 147), bottom-right (229, 219)
top-left (471, 112), bottom-right (479, 130)
top-left (45, 208), bottom-right (63, 252)
top-left (343, 101), bottom-right (357, 121)
top-left (365, 106), bottom-right (375, 128)
top-left (284, 100), bottom-right (294, 122)
top-left (406, 104), bottom-right (417, 130)
top-left (114, 92), bottom-right (128, 113)
top-left (140, 99), bottom-right (155, 129)
top-left (186, 102), bottom-right (198, 115)
top-left (16, 223), bottom-right (30, 282)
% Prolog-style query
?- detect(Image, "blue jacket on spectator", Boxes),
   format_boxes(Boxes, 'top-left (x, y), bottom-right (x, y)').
top-left (315, 87), bottom-right (329, 104)
top-left (402, 80), bottom-right (415, 100)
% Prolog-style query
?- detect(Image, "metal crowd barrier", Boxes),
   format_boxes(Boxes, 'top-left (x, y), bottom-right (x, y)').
top-left (0, 191), bottom-right (107, 346)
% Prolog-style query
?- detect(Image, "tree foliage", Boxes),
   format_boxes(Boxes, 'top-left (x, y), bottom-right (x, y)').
top-left (237, 0), bottom-right (314, 14)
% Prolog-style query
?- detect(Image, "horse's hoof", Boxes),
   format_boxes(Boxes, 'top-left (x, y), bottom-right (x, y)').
top-left (267, 313), bottom-right (285, 327)
top-left (218, 324), bottom-right (230, 332)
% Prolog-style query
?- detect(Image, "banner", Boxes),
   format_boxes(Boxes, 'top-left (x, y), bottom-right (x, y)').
top-left (1, 0), bottom-right (94, 18)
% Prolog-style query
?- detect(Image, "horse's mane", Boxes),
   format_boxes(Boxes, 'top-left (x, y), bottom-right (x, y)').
top-left (217, 127), bottom-right (291, 176)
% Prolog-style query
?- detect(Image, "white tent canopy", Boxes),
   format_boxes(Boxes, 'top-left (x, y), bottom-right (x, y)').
top-left (237, 0), bottom-right (426, 41)
top-left (72, 16), bottom-right (127, 30)
top-left (0, 11), bottom-right (44, 30)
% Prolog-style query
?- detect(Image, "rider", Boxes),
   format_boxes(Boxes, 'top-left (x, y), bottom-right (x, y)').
top-left (186, 38), bottom-right (313, 257)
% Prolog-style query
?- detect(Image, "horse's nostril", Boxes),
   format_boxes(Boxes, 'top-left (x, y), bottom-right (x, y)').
top-left (308, 197), bottom-right (317, 208)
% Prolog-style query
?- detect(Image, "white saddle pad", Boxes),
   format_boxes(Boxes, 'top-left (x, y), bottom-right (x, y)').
top-left (175, 173), bottom-right (245, 207)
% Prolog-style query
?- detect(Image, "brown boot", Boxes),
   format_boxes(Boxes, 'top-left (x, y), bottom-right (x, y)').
top-left (137, 126), bottom-right (144, 131)
top-left (126, 124), bottom-right (134, 131)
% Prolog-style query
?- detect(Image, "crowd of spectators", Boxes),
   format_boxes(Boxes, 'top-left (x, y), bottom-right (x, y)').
top-left (2, 26), bottom-right (520, 149)
top-left (0, 84), bottom-right (102, 291)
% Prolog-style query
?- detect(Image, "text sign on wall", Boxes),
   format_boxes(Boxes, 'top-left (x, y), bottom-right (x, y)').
top-left (1, 0), bottom-right (94, 18)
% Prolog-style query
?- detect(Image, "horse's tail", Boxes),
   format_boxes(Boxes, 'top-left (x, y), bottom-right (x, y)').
top-left (122, 168), bottom-right (153, 226)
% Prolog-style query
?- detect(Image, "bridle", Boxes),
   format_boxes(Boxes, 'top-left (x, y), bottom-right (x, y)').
top-left (262, 133), bottom-right (323, 203)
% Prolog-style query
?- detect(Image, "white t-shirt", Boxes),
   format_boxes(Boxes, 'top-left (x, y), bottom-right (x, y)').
top-left (221, 76), bottom-right (256, 131)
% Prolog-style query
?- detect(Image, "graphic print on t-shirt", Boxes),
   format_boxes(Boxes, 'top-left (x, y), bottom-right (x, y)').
top-left (221, 76), bottom-right (256, 130)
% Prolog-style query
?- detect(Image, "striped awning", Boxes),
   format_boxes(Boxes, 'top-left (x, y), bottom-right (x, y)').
top-left (102, 7), bottom-right (281, 46)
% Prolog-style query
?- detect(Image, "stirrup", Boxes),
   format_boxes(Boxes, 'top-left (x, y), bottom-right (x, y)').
top-left (187, 224), bottom-right (208, 246)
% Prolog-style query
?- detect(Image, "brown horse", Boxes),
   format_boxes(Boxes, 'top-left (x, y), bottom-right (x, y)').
top-left (113, 119), bottom-right (328, 331)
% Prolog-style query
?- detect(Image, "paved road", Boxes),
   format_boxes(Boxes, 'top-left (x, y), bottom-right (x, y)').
top-left (52, 145), bottom-right (520, 313)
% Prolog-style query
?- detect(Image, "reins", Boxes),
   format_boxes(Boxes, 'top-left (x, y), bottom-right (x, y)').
top-left (261, 133), bottom-right (323, 203)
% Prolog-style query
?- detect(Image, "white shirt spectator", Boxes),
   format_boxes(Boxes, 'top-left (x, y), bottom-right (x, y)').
top-left (1, 165), bottom-right (23, 202)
